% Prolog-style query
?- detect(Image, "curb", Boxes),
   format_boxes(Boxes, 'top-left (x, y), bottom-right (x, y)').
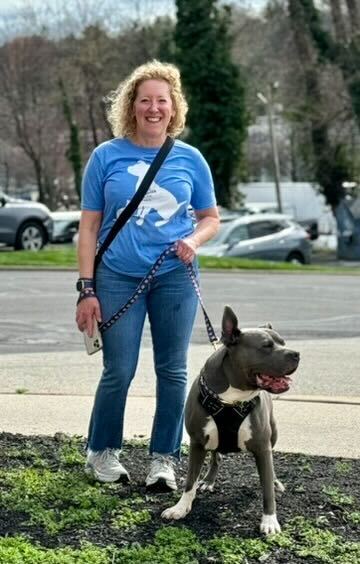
top-left (1, 392), bottom-right (359, 406)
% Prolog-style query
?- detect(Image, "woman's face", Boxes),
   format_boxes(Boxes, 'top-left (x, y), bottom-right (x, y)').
top-left (133, 79), bottom-right (175, 145)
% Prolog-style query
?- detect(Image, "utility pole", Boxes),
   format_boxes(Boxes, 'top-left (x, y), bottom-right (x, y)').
top-left (257, 84), bottom-right (283, 213)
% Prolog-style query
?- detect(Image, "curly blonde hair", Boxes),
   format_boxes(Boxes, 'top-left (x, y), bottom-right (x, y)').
top-left (106, 60), bottom-right (188, 139)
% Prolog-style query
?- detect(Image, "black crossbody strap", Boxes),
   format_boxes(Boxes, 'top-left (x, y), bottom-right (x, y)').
top-left (94, 135), bottom-right (174, 272)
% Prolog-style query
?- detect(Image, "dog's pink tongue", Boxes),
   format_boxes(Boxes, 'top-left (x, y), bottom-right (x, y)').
top-left (257, 375), bottom-right (291, 394)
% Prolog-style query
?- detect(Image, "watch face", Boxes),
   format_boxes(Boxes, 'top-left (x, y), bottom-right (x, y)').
top-left (77, 279), bottom-right (94, 291)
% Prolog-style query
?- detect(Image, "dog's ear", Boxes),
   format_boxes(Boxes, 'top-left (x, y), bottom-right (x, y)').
top-left (221, 305), bottom-right (241, 345)
top-left (259, 322), bottom-right (273, 330)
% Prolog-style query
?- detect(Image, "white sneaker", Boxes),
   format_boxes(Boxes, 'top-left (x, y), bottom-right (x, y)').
top-left (85, 448), bottom-right (130, 483)
top-left (145, 453), bottom-right (177, 492)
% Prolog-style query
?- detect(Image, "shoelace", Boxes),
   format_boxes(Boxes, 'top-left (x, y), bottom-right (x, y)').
top-left (151, 456), bottom-right (174, 474)
top-left (99, 448), bottom-right (120, 464)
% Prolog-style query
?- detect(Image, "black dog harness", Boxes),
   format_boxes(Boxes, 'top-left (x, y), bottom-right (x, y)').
top-left (198, 373), bottom-right (258, 454)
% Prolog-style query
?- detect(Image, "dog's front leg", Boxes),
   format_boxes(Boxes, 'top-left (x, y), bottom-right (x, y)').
top-left (161, 442), bottom-right (206, 520)
top-left (254, 449), bottom-right (281, 535)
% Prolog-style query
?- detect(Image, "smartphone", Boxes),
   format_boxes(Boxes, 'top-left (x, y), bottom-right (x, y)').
top-left (83, 321), bottom-right (103, 355)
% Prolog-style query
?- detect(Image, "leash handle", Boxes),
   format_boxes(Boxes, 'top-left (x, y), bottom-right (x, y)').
top-left (99, 245), bottom-right (219, 347)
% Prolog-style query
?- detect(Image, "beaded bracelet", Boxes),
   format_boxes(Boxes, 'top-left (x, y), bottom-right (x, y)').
top-left (77, 288), bottom-right (97, 305)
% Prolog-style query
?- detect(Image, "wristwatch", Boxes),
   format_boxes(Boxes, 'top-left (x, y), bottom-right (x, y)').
top-left (76, 278), bottom-right (95, 292)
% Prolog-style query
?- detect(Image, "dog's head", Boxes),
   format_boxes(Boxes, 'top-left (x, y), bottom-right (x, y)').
top-left (221, 305), bottom-right (299, 394)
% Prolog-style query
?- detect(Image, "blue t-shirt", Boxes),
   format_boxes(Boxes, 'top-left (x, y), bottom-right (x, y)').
top-left (81, 138), bottom-right (216, 276)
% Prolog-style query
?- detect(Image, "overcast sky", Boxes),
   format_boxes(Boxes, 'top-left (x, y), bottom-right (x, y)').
top-left (0, 0), bottom-right (268, 17)
top-left (0, 0), bottom-right (268, 41)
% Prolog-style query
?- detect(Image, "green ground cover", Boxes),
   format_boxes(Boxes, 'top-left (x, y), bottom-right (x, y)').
top-left (0, 433), bottom-right (358, 564)
top-left (0, 246), bottom-right (358, 273)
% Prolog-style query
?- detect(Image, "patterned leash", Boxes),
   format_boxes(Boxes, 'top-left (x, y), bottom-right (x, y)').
top-left (98, 245), bottom-right (219, 349)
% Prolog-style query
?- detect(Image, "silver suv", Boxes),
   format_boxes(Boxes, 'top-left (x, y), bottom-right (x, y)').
top-left (198, 213), bottom-right (312, 264)
top-left (0, 192), bottom-right (53, 251)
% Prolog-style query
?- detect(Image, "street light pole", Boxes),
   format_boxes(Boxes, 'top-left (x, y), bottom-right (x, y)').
top-left (257, 85), bottom-right (283, 213)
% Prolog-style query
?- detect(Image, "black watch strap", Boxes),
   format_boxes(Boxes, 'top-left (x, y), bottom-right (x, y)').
top-left (76, 278), bottom-right (95, 292)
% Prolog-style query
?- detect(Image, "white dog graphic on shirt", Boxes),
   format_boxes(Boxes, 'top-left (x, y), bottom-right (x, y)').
top-left (122, 161), bottom-right (186, 227)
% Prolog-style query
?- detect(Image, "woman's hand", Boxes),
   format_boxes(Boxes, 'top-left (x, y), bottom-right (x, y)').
top-left (175, 237), bottom-right (198, 264)
top-left (175, 208), bottom-right (219, 264)
top-left (76, 297), bottom-right (102, 337)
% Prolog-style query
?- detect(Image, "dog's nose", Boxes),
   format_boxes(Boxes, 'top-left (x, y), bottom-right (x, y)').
top-left (289, 351), bottom-right (300, 362)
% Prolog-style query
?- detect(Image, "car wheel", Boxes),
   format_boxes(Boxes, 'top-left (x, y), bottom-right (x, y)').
top-left (286, 251), bottom-right (305, 265)
top-left (15, 222), bottom-right (46, 251)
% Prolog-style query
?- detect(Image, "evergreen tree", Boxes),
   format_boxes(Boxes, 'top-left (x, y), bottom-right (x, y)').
top-left (175, 0), bottom-right (247, 208)
top-left (59, 79), bottom-right (83, 201)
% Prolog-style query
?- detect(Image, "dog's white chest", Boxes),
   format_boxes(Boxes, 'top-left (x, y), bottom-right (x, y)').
top-left (203, 418), bottom-right (219, 450)
top-left (202, 387), bottom-right (258, 452)
top-left (202, 414), bottom-right (252, 451)
top-left (237, 415), bottom-right (252, 450)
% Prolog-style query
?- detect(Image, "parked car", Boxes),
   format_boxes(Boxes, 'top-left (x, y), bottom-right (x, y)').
top-left (218, 206), bottom-right (250, 222)
top-left (0, 192), bottom-right (53, 251)
top-left (51, 210), bottom-right (81, 243)
top-left (198, 213), bottom-right (312, 264)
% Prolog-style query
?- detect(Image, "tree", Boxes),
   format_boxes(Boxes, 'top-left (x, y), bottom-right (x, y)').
top-left (231, 1), bottom-right (312, 182)
top-left (175, 0), bottom-right (247, 208)
top-left (0, 4), bottom-right (175, 204)
top-left (345, 0), bottom-right (360, 36)
top-left (288, 0), bottom-right (352, 209)
top-left (0, 36), bottom-right (64, 208)
top-left (58, 78), bottom-right (83, 200)
top-left (329, 0), bottom-right (347, 43)
top-left (293, 0), bottom-right (360, 130)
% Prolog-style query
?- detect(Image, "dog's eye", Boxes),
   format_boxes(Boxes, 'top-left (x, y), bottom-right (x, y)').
top-left (263, 341), bottom-right (274, 349)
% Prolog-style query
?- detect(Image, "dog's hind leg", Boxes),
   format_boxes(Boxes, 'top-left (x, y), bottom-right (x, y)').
top-left (269, 413), bottom-right (285, 493)
top-left (270, 409), bottom-right (278, 448)
top-left (161, 442), bottom-right (207, 520)
top-left (274, 477), bottom-right (285, 492)
top-left (199, 451), bottom-right (221, 492)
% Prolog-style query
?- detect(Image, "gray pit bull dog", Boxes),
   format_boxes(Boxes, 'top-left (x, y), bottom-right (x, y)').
top-left (162, 305), bottom-right (300, 535)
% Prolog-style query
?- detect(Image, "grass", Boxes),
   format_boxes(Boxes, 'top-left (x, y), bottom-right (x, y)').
top-left (198, 255), bottom-right (360, 273)
top-left (0, 465), bottom-right (153, 535)
top-left (0, 537), bottom-right (112, 564)
top-left (322, 485), bottom-right (355, 507)
top-left (0, 467), bottom-right (122, 534)
top-left (0, 246), bottom-right (77, 268)
top-left (268, 516), bottom-right (360, 563)
top-left (0, 518), bottom-right (358, 564)
top-left (0, 245), bottom-right (359, 273)
top-left (207, 535), bottom-right (268, 563)
top-left (0, 435), bottom-right (358, 563)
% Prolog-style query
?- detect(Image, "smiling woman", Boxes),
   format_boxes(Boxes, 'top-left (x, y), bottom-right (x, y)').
top-left (75, 60), bottom-right (220, 493)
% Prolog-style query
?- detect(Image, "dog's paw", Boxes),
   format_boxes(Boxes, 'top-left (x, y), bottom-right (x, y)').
top-left (199, 480), bottom-right (215, 492)
top-left (260, 513), bottom-right (281, 535)
top-left (161, 502), bottom-right (190, 520)
top-left (274, 479), bottom-right (285, 493)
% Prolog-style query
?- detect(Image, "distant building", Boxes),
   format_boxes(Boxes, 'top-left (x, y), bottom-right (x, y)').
top-left (238, 181), bottom-right (335, 234)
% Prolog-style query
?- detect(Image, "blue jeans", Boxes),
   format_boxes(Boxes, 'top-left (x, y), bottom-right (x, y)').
top-left (87, 261), bottom-right (198, 459)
